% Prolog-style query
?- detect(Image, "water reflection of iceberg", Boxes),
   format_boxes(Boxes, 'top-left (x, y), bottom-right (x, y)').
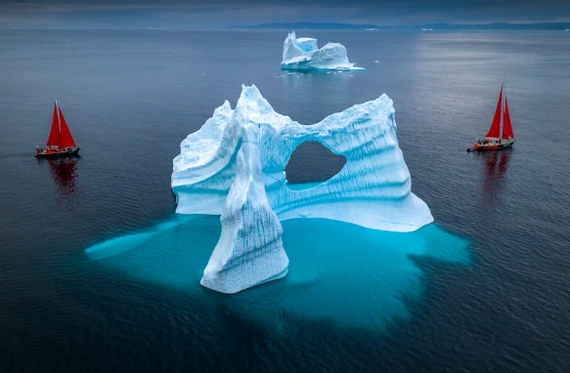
top-left (86, 215), bottom-right (470, 331)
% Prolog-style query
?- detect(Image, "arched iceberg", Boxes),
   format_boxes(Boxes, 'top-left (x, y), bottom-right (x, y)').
top-left (281, 31), bottom-right (364, 71)
top-left (172, 85), bottom-right (433, 293)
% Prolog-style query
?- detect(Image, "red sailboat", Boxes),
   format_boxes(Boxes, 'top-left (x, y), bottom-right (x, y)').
top-left (467, 84), bottom-right (515, 152)
top-left (35, 100), bottom-right (80, 157)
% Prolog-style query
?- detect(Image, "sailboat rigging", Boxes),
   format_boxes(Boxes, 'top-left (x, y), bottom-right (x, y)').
top-left (467, 84), bottom-right (515, 152)
top-left (35, 100), bottom-right (80, 157)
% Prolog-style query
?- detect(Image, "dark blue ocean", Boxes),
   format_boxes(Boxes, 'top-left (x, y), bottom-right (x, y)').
top-left (1, 30), bottom-right (569, 372)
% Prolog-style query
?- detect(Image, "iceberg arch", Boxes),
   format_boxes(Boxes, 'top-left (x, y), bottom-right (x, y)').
top-left (172, 85), bottom-right (433, 293)
top-left (281, 31), bottom-right (364, 71)
top-left (284, 141), bottom-right (347, 186)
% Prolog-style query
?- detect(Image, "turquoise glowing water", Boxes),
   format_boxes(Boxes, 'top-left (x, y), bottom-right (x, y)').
top-left (86, 214), bottom-right (470, 332)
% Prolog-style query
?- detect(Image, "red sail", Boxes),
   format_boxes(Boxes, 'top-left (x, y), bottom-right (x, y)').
top-left (46, 102), bottom-right (60, 147)
top-left (58, 106), bottom-right (76, 148)
top-left (486, 86), bottom-right (503, 139)
top-left (502, 98), bottom-right (514, 139)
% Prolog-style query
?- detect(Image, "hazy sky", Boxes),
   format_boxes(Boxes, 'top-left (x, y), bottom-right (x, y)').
top-left (1, 0), bottom-right (569, 29)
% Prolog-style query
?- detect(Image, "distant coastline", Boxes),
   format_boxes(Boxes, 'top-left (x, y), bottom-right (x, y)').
top-left (3, 21), bottom-right (570, 32)
top-left (231, 21), bottom-right (570, 31)
top-left (231, 22), bottom-right (383, 30)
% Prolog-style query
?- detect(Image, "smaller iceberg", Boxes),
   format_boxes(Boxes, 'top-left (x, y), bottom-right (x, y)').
top-left (281, 31), bottom-right (363, 71)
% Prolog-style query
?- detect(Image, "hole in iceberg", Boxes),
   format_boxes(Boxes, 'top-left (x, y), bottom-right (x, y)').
top-left (285, 141), bottom-right (346, 190)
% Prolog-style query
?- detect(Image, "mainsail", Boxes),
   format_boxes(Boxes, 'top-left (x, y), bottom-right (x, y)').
top-left (45, 100), bottom-right (77, 148)
top-left (486, 86), bottom-right (503, 139)
top-left (46, 102), bottom-right (60, 147)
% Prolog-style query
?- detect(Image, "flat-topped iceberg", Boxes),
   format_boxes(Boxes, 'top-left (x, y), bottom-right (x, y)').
top-left (172, 85), bottom-right (432, 293)
top-left (281, 31), bottom-right (363, 71)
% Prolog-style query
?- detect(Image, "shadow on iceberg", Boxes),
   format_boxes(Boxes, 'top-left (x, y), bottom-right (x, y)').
top-left (85, 214), bottom-right (470, 331)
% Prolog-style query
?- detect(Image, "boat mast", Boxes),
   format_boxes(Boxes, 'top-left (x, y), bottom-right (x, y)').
top-left (499, 83), bottom-right (504, 140)
top-left (55, 99), bottom-right (61, 148)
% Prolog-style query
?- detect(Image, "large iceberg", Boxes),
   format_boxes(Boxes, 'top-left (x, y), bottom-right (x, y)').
top-left (281, 31), bottom-right (363, 71)
top-left (172, 85), bottom-right (433, 293)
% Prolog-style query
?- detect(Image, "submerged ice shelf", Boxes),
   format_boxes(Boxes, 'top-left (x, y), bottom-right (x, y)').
top-left (281, 31), bottom-right (363, 71)
top-left (85, 216), bottom-right (470, 331)
top-left (172, 84), bottom-right (433, 293)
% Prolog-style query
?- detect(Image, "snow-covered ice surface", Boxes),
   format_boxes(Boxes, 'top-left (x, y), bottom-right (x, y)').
top-left (172, 84), bottom-right (433, 293)
top-left (281, 31), bottom-right (364, 71)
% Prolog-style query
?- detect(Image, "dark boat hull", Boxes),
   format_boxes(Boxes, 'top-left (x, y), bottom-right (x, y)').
top-left (35, 147), bottom-right (80, 158)
top-left (467, 140), bottom-right (514, 152)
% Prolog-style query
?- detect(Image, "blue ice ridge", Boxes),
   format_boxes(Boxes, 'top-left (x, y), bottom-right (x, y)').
top-left (172, 84), bottom-right (433, 293)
